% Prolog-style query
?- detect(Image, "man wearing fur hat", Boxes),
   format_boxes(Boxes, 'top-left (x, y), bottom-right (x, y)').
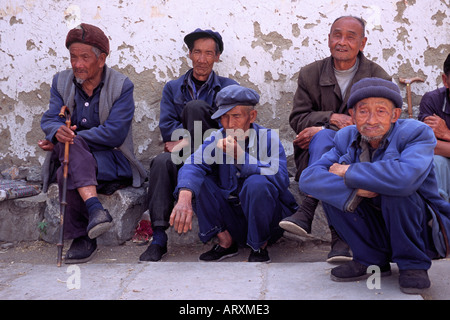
top-left (39, 23), bottom-right (146, 263)
top-left (300, 77), bottom-right (450, 294)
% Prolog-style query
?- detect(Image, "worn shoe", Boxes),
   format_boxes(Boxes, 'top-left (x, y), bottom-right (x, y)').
top-left (327, 228), bottom-right (352, 263)
top-left (87, 208), bottom-right (113, 239)
top-left (199, 242), bottom-right (239, 262)
top-left (279, 197), bottom-right (318, 237)
top-left (248, 247), bottom-right (271, 263)
top-left (330, 260), bottom-right (391, 282)
top-left (399, 269), bottom-right (431, 294)
top-left (279, 211), bottom-right (312, 237)
top-left (139, 242), bottom-right (167, 262)
top-left (65, 235), bottom-right (97, 264)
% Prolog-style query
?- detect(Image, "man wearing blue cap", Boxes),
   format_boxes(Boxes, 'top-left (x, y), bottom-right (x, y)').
top-left (169, 85), bottom-right (298, 262)
top-left (300, 77), bottom-right (450, 294)
top-left (139, 28), bottom-right (237, 262)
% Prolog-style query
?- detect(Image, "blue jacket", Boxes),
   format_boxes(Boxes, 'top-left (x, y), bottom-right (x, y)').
top-left (175, 123), bottom-right (298, 213)
top-left (300, 119), bottom-right (450, 255)
top-left (159, 69), bottom-right (238, 142)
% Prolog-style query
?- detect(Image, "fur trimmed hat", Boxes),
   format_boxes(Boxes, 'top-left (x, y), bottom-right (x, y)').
top-left (65, 23), bottom-right (109, 55)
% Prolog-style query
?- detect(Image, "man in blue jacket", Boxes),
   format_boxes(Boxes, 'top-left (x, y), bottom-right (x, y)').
top-left (139, 28), bottom-right (238, 262)
top-left (169, 85), bottom-right (298, 263)
top-left (39, 23), bottom-right (146, 263)
top-left (300, 78), bottom-right (450, 294)
top-left (418, 54), bottom-right (450, 202)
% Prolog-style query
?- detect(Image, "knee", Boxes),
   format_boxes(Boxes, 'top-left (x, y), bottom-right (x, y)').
top-left (182, 100), bottom-right (211, 119)
top-left (240, 175), bottom-right (277, 200)
top-left (150, 152), bottom-right (177, 173)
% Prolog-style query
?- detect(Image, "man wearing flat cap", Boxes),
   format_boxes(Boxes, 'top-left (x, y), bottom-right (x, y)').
top-left (300, 77), bottom-right (450, 294)
top-left (39, 23), bottom-right (146, 263)
top-left (169, 85), bottom-right (298, 262)
top-left (139, 28), bottom-right (237, 262)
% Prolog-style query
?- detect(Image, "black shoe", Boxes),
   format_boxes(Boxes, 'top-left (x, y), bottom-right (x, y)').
top-left (327, 227), bottom-right (352, 263)
top-left (199, 243), bottom-right (239, 262)
top-left (87, 208), bottom-right (113, 239)
top-left (279, 211), bottom-right (312, 236)
top-left (65, 236), bottom-right (97, 264)
top-left (139, 243), bottom-right (168, 262)
top-left (399, 269), bottom-right (431, 294)
top-left (279, 197), bottom-right (318, 237)
top-left (248, 247), bottom-right (271, 263)
top-left (330, 260), bottom-right (391, 282)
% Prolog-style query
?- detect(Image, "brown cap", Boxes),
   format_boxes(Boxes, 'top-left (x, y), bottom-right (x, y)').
top-left (65, 23), bottom-right (109, 55)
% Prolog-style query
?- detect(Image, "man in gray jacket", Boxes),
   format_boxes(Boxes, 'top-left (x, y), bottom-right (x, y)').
top-left (280, 16), bottom-right (391, 262)
top-left (39, 23), bottom-right (146, 264)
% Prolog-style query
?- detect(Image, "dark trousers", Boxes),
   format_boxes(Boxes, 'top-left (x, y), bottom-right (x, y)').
top-left (147, 100), bottom-right (219, 228)
top-left (53, 136), bottom-right (130, 239)
top-left (323, 193), bottom-right (438, 270)
top-left (54, 136), bottom-right (97, 239)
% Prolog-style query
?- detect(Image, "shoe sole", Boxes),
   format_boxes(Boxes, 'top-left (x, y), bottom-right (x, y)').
top-left (400, 285), bottom-right (430, 295)
top-left (326, 255), bottom-right (353, 263)
top-left (331, 270), bottom-right (392, 282)
top-left (64, 249), bottom-right (97, 264)
top-left (198, 251), bottom-right (239, 262)
top-left (88, 221), bottom-right (113, 239)
top-left (279, 221), bottom-right (311, 237)
top-left (138, 251), bottom-right (167, 263)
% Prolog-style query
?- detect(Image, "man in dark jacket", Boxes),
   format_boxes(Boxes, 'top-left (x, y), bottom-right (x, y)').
top-left (39, 23), bottom-right (146, 263)
top-left (280, 16), bottom-right (391, 262)
top-left (418, 54), bottom-right (450, 202)
top-left (139, 28), bottom-right (238, 262)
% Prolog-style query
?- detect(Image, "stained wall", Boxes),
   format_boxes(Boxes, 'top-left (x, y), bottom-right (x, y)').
top-left (0, 0), bottom-right (449, 173)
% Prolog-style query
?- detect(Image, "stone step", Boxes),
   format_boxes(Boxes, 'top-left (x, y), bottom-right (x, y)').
top-left (0, 178), bottom-right (331, 246)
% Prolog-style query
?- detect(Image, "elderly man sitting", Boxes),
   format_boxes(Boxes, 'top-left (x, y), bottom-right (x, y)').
top-left (169, 85), bottom-right (298, 263)
top-left (39, 23), bottom-right (146, 263)
top-left (300, 78), bottom-right (450, 294)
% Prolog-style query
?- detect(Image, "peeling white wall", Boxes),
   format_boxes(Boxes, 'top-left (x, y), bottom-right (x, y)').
top-left (0, 0), bottom-right (449, 171)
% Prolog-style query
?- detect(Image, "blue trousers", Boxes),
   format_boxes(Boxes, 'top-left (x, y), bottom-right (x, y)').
top-left (308, 129), bottom-right (336, 166)
top-left (194, 175), bottom-right (287, 250)
top-left (433, 155), bottom-right (450, 202)
top-left (323, 193), bottom-right (438, 270)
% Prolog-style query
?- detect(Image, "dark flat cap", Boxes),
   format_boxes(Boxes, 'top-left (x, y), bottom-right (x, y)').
top-left (65, 23), bottom-right (109, 55)
top-left (347, 77), bottom-right (403, 109)
top-left (184, 28), bottom-right (224, 54)
top-left (212, 85), bottom-right (260, 119)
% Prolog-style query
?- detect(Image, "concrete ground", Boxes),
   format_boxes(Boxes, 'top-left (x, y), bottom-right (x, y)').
top-left (1, 235), bottom-right (448, 304)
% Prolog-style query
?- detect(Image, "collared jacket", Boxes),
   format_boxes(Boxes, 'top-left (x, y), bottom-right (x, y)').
top-left (41, 65), bottom-right (147, 191)
top-left (418, 87), bottom-right (450, 128)
top-left (174, 123), bottom-right (298, 214)
top-left (159, 68), bottom-right (238, 142)
top-left (300, 119), bottom-right (450, 256)
top-left (290, 52), bottom-right (391, 179)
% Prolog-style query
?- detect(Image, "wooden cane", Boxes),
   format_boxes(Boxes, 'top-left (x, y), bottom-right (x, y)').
top-left (57, 106), bottom-right (71, 267)
top-left (399, 77), bottom-right (424, 118)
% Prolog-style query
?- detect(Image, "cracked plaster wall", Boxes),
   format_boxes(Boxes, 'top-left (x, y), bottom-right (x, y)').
top-left (0, 0), bottom-right (449, 173)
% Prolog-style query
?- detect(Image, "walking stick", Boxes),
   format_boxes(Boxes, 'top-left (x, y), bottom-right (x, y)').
top-left (57, 106), bottom-right (71, 267)
top-left (399, 77), bottom-right (424, 118)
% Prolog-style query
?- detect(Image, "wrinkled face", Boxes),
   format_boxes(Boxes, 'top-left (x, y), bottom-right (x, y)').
top-left (328, 17), bottom-right (367, 69)
top-left (351, 97), bottom-right (401, 147)
top-left (189, 38), bottom-right (220, 81)
top-left (443, 73), bottom-right (450, 91)
top-left (220, 105), bottom-right (257, 140)
top-left (69, 42), bottom-right (105, 83)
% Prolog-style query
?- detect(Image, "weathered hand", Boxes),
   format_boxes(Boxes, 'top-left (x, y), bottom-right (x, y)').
top-left (169, 190), bottom-right (194, 234)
